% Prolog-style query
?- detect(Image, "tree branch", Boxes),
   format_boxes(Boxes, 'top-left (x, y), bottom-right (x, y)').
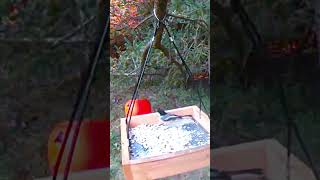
top-left (167, 13), bottom-right (208, 29)
top-left (139, 0), bottom-right (186, 78)
top-left (111, 72), bottom-right (166, 76)
top-left (0, 38), bottom-right (95, 45)
top-left (51, 15), bottom-right (96, 48)
top-left (133, 14), bottom-right (153, 30)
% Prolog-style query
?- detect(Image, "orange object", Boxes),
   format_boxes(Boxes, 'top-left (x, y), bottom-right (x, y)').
top-left (124, 99), bottom-right (152, 116)
top-left (48, 120), bottom-right (109, 174)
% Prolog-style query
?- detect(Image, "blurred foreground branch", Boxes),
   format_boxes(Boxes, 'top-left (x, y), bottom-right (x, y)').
top-left (0, 38), bottom-right (95, 45)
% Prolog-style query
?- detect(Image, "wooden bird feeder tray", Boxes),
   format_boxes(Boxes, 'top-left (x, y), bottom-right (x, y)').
top-left (35, 168), bottom-right (109, 180)
top-left (121, 105), bottom-right (210, 180)
top-left (212, 139), bottom-right (316, 180)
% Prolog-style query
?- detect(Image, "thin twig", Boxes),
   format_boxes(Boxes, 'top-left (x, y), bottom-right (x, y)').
top-left (111, 72), bottom-right (165, 76)
top-left (0, 38), bottom-right (95, 45)
top-left (133, 14), bottom-right (153, 30)
top-left (51, 15), bottom-right (96, 48)
top-left (167, 13), bottom-right (208, 29)
top-left (112, 15), bottom-right (153, 32)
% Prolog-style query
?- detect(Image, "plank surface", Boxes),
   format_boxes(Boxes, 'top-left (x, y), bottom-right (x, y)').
top-left (192, 106), bottom-right (210, 132)
top-left (212, 139), bottom-right (316, 180)
top-left (35, 168), bottom-right (109, 180)
top-left (127, 147), bottom-right (210, 179)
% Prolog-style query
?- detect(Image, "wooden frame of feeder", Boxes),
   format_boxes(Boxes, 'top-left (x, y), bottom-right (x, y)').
top-left (212, 139), bottom-right (316, 180)
top-left (34, 168), bottom-right (109, 180)
top-left (121, 105), bottom-right (210, 180)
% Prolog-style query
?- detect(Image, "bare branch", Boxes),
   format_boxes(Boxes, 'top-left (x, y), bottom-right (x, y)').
top-left (133, 14), bottom-right (154, 30)
top-left (167, 13), bottom-right (209, 29)
top-left (51, 15), bottom-right (96, 48)
top-left (111, 72), bottom-right (166, 76)
top-left (0, 38), bottom-right (95, 45)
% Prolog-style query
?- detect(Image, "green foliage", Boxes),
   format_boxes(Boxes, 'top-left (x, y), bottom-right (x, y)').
top-left (0, 0), bottom-right (10, 17)
top-left (170, 0), bottom-right (209, 21)
top-left (110, 128), bottom-right (123, 179)
top-left (110, 75), bottom-right (210, 179)
top-left (213, 0), bottom-right (317, 82)
top-left (0, 0), bottom-right (97, 38)
top-left (214, 81), bottom-right (320, 162)
top-left (0, 1), bottom-right (104, 179)
top-left (111, 0), bottom-right (209, 87)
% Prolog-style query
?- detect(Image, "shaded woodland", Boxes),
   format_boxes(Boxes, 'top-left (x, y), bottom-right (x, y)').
top-left (213, 0), bottom-right (320, 175)
top-left (0, 0), bottom-right (107, 179)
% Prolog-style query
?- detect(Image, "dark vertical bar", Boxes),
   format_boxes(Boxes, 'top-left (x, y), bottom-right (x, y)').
top-left (210, 0), bottom-right (214, 177)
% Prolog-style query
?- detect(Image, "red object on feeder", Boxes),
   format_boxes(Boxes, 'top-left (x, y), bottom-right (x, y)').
top-left (124, 99), bottom-right (152, 116)
top-left (48, 120), bottom-right (109, 174)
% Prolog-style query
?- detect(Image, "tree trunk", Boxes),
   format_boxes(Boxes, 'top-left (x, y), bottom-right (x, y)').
top-left (153, 0), bottom-right (168, 48)
top-left (140, 0), bottom-right (185, 77)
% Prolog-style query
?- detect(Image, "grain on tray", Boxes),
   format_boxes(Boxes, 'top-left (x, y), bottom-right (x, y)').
top-left (129, 117), bottom-right (209, 159)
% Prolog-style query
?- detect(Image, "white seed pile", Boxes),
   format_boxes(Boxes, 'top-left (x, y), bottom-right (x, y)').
top-left (129, 117), bottom-right (209, 159)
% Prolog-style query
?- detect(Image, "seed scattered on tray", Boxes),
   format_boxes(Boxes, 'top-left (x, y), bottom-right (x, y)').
top-left (129, 117), bottom-right (209, 159)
